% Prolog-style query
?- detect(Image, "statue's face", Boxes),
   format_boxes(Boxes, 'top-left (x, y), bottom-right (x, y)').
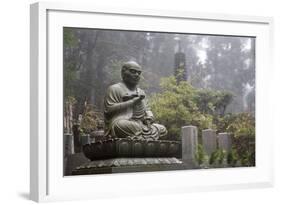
top-left (122, 67), bottom-right (142, 86)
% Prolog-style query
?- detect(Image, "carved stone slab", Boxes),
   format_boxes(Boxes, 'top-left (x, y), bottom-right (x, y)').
top-left (83, 138), bottom-right (181, 160)
top-left (72, 157), bottom-right (189, 175)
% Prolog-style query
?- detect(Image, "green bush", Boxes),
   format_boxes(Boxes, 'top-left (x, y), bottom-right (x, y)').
top-left (149, 76), bottom-right (232, 139)
top-left (217, 113), bottom-right (255, 166)
top-left (79, 104), bottom-right (103, 135)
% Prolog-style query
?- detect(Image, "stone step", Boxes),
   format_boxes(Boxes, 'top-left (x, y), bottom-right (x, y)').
top-left (71, 157), bottom-right (196, 175)
top-left (64, 152), bottom-right (90, 176)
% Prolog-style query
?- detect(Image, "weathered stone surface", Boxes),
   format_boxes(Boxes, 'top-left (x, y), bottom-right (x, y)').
top-left (104, 61), bottom-right (167, 140)
top-left (218, 133), bottom-right (232, 152)
top-left (132, 141), bottom-right (144, 157)
top-left (71, 157), bottom-right (185, 175)
top-left (82, 138), bottom-right (181, 161)
top-left (64, 152), bottom-right (90, 176)
top-left (91, 130), bottom-right (104, 142)
top-left (80, 134), bottom-right (90, 146)
top-left (64, 134), bottom-right (74, 156)
top-left (202, 129), bottom-right (217, 155)
top-left (181, 126), bottom-right (198, 164)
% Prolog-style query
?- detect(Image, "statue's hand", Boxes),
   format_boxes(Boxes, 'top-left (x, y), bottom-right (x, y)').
top-left (138, 89), bottom-right (146, 100)
top-left (145, 115), bottom-right (154, 122)
top-left (139, 94), bottom-right (145, 100)
top-left (131, 90), bottom-right (145, 104)
top-left (144, 116), bottom-right (154, 128)
top-left (132, 95), bottom-right (144, 104)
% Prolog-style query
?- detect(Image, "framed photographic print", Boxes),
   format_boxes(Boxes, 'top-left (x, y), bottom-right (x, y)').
top-left (30, 2), bottom-right (274, 202)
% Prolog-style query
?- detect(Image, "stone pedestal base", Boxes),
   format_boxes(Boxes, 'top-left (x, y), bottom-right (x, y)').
top-left (72, 158), bottom-right (193, 175)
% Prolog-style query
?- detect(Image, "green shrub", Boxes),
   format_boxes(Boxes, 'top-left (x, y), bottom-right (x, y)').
top-left (150, 76), bottom-right (226, 139)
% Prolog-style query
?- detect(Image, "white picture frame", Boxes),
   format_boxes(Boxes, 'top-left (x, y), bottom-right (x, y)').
top-left (30, 2), bottom-right (274, 202)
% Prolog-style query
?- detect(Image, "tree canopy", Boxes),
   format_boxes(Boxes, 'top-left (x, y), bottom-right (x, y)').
top-left (63, 28), bottom-right (255, 119)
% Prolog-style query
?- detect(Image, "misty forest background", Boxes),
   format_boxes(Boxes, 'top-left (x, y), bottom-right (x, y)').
top-left (64, 28), bottom-right (255, 166)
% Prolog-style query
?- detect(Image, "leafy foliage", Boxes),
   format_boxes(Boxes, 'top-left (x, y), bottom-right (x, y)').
top-left (79, 104), bottom-right (103, 135)
top-left (227, 148), bottom-right (239, 167)
top-left (150, 76), bottom-right (255, 166)
top-left (209, 113), bottom-right (255, 167)
top-left (216, 113), bottom-right (255, 166)
top-left (196, 89), bottom-right (233, 116)
top-left (149, 76), bottom-right (233, 139)
top-left (224, 113), bottom-right (255, 138)
top-left (64, 28), bottom-right (78, 47)
top-left (195, 144), bottom-right (205, 166)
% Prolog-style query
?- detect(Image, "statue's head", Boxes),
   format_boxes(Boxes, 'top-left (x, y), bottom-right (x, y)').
top-left (121, 61), bottom-right (142, 87)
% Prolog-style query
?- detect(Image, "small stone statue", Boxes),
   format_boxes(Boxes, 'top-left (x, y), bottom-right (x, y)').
top-left (104, 61), bottom-right (167, 140)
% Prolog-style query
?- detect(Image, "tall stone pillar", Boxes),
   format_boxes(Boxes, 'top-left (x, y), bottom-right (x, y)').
top-left (64, 133), bottom-right (74, 156)
top-left (218, 133), bottom-right (232, 152)
top-left (181, 126), bottom-right (198, 168)
top-left (202, 129), bottom-right (217, 155)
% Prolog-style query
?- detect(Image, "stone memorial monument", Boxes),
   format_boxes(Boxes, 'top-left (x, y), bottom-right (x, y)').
top-left (72, 61), bottom-right (191, 175)
top-left (103, 61), bottom-right (168, 140)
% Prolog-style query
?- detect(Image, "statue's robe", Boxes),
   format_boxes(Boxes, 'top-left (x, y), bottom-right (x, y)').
top-left (104, 82), bottom-right (167, 139)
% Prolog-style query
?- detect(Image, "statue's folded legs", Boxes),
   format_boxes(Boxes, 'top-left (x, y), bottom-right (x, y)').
top-left (111, 119), bottom-right (167, 140)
